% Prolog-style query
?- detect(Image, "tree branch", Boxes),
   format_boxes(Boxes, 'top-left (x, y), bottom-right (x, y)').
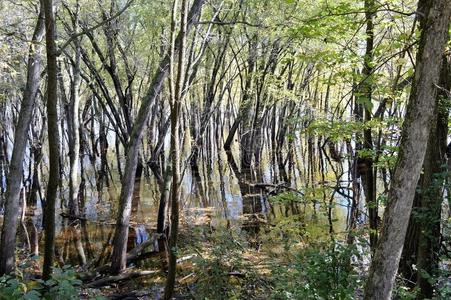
top-left (56, 0), bottom-right (134, 56)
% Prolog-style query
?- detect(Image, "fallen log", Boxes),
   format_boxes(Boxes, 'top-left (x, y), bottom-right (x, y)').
top-left (79, 233), bottom-right (163, 282)
top-left (85, 270), bottom-right (159, 288)
top-left (60, 212), bottom-right (151, 228)
top-left (126, 233), bottom-right (162, 261)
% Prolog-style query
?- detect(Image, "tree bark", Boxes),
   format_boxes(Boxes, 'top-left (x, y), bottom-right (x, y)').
top-left (363, 0), bottom-right (451, 298)
top-left (164, 0), bottom-right (187, 298)
top-left (42, 0), bottom-right (61, 280)
top-left (0, 0), bottom-right (45, 276)
top-left (68, 1), bottom-right (82, 217)
top-left (360, 0), bottom-right (378, 251)
top-left (415, 55), bottom-right (450, 299)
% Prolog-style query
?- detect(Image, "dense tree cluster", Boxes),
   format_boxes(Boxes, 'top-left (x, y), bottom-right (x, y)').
top-left (0, 0), bottom-right (449, 299)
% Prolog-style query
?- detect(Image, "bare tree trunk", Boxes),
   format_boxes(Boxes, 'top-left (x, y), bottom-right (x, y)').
top-left (42, 0), bottom-right (61, 280)
top-left (164, 0), bottom-right (187, 297)
top-left (68, 1), bottom-right (82, 217)
top-left (0, 0), bottom-right (45, 276)
top-left (157, 165), bottom-right (171, 236)
top-left (363, 0), bottom-right (451, 298)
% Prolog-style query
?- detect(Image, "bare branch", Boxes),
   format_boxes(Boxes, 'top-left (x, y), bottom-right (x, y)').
top-left (56, 0), bottom-right (134, 56)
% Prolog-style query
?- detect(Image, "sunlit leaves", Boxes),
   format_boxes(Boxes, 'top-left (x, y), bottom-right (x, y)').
top-left (307, 118), bottom-right (390, 142)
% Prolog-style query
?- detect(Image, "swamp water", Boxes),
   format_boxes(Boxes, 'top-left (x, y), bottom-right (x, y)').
top-left (13, 140), bottom-right (362, 269)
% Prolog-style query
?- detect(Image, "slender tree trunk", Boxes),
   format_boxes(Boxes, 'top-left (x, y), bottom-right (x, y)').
top-left (164, 0), bottom-right (187, 298)
top-left (68, 4), bottom-right (82, 217)
top-left (360, 0), bottom-right (378, 251)
top-left (363, 0), bottom-right (451, 298)
top-left (157, 165), bottom-right (171, 235)
top-left (42, 0), bottom-right (61, 280)
top-left (0, 0), bottom-right (45, 276)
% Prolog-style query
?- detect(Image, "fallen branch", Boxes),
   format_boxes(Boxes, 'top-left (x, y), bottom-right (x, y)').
top-left (250, 182), bottom-right (301, 194)
top-left (80, 235), bottom-right (161, 282)
top-left (177, 254), bottom-right (197, 264)
top-left (126, 233), bottom-right (162, 262)
top-left (85, 270), bottom-right (159, 288)
top-left (60, 212), bottom-right (152, 227)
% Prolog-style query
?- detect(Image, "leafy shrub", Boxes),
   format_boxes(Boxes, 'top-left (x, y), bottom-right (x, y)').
top-left (191, 230), bottom-right (247, 300)
top-left (0, 266), bottom-right (89, 300)
top-left (270, 241), bottom-right (360, 300)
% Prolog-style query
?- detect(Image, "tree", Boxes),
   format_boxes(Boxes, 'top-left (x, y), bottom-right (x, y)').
top-left (363, 0), bottom-right (451, 298)
top-left (66, 0), bottom-right (82, 218)
top-left (0, 0), bottom-right (45, 276)
top-left (164, 0), bottom-right (187, 297)
top-left (42, 0), bottom-right (61, 280)
top-left (359, 0), bottom-right (378, 251)
top-left (415, 55), bottom-right (450, 299)
top-left (109, 0), bottom-right (206, 274)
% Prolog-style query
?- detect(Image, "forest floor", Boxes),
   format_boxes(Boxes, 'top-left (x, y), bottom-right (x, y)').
top-left (79, 217), bottom-right (276, 299)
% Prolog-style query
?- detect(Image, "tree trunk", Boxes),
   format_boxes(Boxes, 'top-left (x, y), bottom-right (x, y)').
top-left (399, 56), bottom-right (450, 293)
top-left (363, 0), bottom-right (451, 298)
top-left (0, 0), bottom-right (45, 276)
top-left (360, 0), bottom-right (378, 251)
top-left (164, 0), bottom-right (187, 298)
top-left (42, 0), bottom-right (61, 280)
top-left (68, 3), bottom-right (82, 217)
top-left (415, 55), bottom-right (450, 299)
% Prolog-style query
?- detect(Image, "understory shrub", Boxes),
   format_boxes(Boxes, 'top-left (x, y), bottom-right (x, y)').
top-left (0, 266), bottom-right (88, 300)
top-left (270, 240), bottom-right (361, 300)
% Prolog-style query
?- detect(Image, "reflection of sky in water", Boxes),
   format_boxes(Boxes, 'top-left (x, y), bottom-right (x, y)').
top-left (0, 167), bottom-right (6, 194)
top-left (135, 224), bottom-right (149, 244)
top-left (222, 172), bottom-right (242, 220)
top-left (18, 133), bottom-right (361, 240)
top-left (3, 129), bottom-right (377, 264)
top-left (85, 188), bottom-right (99, 220)
top-left (226, 193), bottom-right (242, 220)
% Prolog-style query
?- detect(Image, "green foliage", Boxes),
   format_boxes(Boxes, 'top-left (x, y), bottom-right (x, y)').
top-left (395, 266), bottom-right (451, 300)
top-left (432, 266), bottom-right (451, 299)
top-left (403, 167), bottom-right (451, 299)
top-left (265, 214), bottom-right (307, 252)
top-left (270, 240), bottom-right (360, 299)
top-left (0, 276), bottom-right (38, 300)
top-left (288, 0), bottom-right (360, 41)
top-left (375, 145), bottom-right (399, 170)
top-left (191, 230), bottom-right (247, 300)
top-left (413, 167), bottom-right (450, 231)
top-left (269, 191), bottom-right (307, 205)
top-left (394, 284), bottom-right (419, 300)
top-left (0, 266), bottom-right (94, 300)
top-left (306, 118), bottom-right (388, 142)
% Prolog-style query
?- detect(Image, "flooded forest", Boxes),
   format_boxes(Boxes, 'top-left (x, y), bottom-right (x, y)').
top-left (0, 0), bottom-right (450, 299)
